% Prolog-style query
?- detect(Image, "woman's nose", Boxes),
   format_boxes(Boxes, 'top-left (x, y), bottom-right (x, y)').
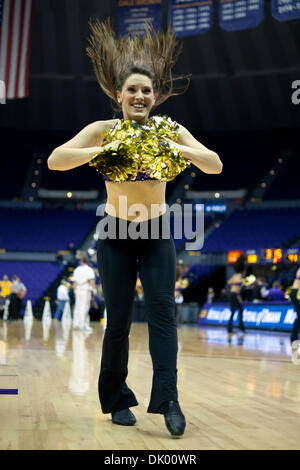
top-left (135, 89), bottom-right (143, 99)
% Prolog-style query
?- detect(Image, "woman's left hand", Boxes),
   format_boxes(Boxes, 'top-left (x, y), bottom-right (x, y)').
top-left (159, 137), bottom-right (190, 160)
top-left (159, 137), bottom-right (182, 152)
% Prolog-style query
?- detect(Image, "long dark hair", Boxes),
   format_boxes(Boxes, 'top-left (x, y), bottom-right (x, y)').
top-left (234, 254), bottom-right (246, 274)
top-left (86, 18), bottom-right (191, 113)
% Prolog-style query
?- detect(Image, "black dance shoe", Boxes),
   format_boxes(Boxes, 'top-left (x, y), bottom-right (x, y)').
top-left (160, 401), bottom-right (186, 436)
top-left (111, 408), bottom-right (136, 426)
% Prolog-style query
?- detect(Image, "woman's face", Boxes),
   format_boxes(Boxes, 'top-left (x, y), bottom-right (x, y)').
top-left (117, 73), bottom-right (156, 124)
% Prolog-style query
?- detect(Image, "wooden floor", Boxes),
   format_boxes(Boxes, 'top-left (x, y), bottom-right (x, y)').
top-left (1, 319), bottom-right (300, 450)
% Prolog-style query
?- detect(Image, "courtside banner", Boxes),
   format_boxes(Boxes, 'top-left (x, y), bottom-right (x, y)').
top-left (271, 0), bottom-right (300, 22)
top-left (168, 0), bottom-right (213, 37)
top-left (199, 302), bottom-right (296, 331)
top-left (117, 0), bottom-right (163, 37)
top-left (219, 0), bottom-right (264, 32)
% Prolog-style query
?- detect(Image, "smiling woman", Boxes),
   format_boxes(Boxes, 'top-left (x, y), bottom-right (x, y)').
top-left (47, 17), bottom-right (223, 439)
top-left (117, 73), bottom-right (155, 124)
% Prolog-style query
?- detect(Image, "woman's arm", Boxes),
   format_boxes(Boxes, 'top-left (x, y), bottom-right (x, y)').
top-left (47, 120), bottom-right (116, 171)
top-left (170, 124), bottom-right (223, 174)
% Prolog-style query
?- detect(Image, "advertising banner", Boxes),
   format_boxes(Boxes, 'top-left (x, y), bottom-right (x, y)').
top-left (199, 302), bottom-right (296, 330)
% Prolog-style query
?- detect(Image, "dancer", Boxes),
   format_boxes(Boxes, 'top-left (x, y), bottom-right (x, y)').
top-left (227, 255), bottom-right (246, 333)
top-left (290, 265), bottom-right (300, 343)
top-left (48, 19), bottom-right (222, 436)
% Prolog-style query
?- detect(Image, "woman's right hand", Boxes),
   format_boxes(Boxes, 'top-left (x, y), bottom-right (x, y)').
top-left (100, 140), bottom-right (123, 152)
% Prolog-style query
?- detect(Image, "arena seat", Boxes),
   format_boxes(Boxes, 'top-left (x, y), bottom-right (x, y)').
top-left (201, 207), bottom-right (300, 253)
top-left (0, 207), bottom-right (97, 252)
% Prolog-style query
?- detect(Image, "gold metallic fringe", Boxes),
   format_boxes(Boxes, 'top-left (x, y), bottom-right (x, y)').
top-left (89, 115), bottom-right (190, 182)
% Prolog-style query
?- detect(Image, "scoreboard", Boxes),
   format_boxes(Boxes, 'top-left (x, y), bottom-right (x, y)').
top-left (228, 248), bottom-right (299, 264)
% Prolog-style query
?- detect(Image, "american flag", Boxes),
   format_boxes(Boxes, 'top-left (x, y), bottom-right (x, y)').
top-left (0, 0), bottom-right (35, 100)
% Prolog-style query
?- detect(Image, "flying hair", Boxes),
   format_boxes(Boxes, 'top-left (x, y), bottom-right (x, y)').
top-left (86, 17), bottom-right (191, 113)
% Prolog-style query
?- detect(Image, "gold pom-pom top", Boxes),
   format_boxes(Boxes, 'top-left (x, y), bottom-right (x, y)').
top-left (89, 115), bottom-right (190, 182)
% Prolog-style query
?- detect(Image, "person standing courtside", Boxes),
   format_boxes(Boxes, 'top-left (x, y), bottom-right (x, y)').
top-left (0, 274), bottom-right (12, 298)
top-left (54, 278), bottom-right (70, 321)
top-left (8, 275), bottom-right (27, 320)
top-left (290, 266), bottom-right (300, 343)
top-left (72, 253), bottom-right (96, 331)
top-left (227, 255), bottom-right (246, 333)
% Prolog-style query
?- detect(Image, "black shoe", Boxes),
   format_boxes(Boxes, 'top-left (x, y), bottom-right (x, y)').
top-left (111, 408), bottom-right (136, 426)
top-left (160, 401), bottom-right (186, 436)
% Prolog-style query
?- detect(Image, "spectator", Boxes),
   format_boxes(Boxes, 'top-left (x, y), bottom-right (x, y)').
top-left (267, 281), bottom-right (285, 301)
top-left (218, 288), bottom-right (228, 302)
top-left (0, 294), bottom-right (5, 319)
top-left (54, 278), bottom-right (70, 321)
top-left (206, 287), bottom-right (215, 303)
top-left (67, 242), bottom-right (76, 255)
top-left (252, 277), bottom-right (269, 302)
top-left (0, 274), bottom-right (12, 298)
top-left (8, 275), bottom-right (27, 320)
top-left (67, 242), bottom-right (77, 267)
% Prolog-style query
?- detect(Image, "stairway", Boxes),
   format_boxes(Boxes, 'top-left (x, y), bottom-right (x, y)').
top-left (33, 265), bottom-right (72, 319)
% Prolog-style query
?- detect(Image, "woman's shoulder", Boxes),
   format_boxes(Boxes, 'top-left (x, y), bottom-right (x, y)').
top-left (230, 273), bottom-right (242, 280)
top-left (89, 119), bottom-right (119, 132)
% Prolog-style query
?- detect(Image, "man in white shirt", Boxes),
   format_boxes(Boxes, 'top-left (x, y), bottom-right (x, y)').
top-left (72, 252), bottom-right (96, 330)
top-left (54, 278), bottom-right (70, 321)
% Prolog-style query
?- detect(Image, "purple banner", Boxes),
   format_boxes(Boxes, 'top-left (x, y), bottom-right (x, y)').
top-left (272, 0), bottom-right (300, 22)
top-left (168, 0), bottom-right (214, 37)
top-left (219, 0), bottom-right (264, 32)
top-left (117, 0), bottom-right (163, 37)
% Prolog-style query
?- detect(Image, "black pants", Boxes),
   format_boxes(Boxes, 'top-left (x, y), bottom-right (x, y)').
top-left (97, 213), bottom-right (178, 414)
top-left (290, 289), bottom-right (300, 341)
top-left (8, 294), bottom-right (22, 320)
top-left (228, 292), bottom-right (245, 331)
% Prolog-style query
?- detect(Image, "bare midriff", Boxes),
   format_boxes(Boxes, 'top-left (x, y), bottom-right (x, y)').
top-left (229, 274), bottom-right (243, 294)
top-left (105, 180), bottom-right (167, 222)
